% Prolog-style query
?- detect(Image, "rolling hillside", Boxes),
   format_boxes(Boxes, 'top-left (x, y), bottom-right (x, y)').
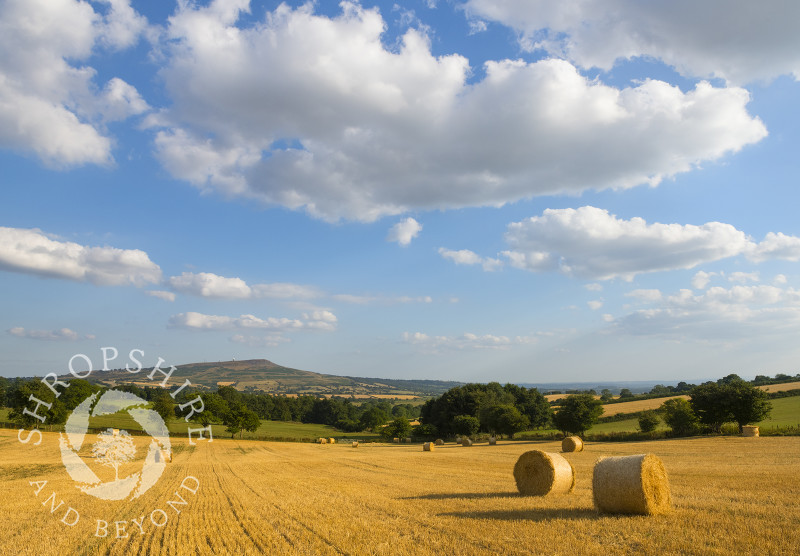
top-left (71, 358), bottom-right (461, 399)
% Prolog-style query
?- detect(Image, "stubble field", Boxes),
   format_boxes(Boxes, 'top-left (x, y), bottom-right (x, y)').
top-left (1, 429), bottom-right (799, 555)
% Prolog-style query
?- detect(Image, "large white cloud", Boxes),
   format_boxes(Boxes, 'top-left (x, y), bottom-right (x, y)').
top-left (500, 207), bottom-right (800, 280)
top-left (0, 0), bottom-right (149, 166)
top-left (464, 0), bottom-right (800, 84)
top-left (0, 227), bottom-right (161, 286)
top-left (151, 1), bottom-right (766, 222)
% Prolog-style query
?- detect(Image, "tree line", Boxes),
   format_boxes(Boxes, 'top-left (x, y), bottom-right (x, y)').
top-left (0, 377), bottom-right (421, 438)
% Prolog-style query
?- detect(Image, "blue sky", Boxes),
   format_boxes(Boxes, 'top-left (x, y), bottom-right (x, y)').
top-left (2, 0), bottom-right (800, 383)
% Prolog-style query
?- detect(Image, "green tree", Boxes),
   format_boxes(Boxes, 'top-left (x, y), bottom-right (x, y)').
top-left (481, 404), bottom-right (529, 438)
top-left (660, 398), bottom-right (700, 436)
top-left (637, 411), bottom-right (660, 433)
top-left (0, 376), bottom-right (8, 409)
top-left (690, 383), bottom-right (731, 432)
top-left (725, 380), bottom-right (772, 432)
top-left (451, 414), bottom-right (480, 437)
top-left (503, 383), bottom-right (552, 429)
top-left (381, 416), bottom-right (412, 440)
top-left (152, 392), bottom-right (175, 424)
top-left (552, 394), bottom-right (603, 436)
top-left (600, 389), bottom-right (614, 402)
top-left (62, 379), bottom-right (100, 411)
top-left (690, 379), bottom-right (772, 433)
top-left (8, 379), bottom-right (68, 429)
top-left (360, 406), bottom-right (389, 431)
top-left (223, 403), bottom-right (261, 439)
top-left (618, 388), bottom-right (635, 399)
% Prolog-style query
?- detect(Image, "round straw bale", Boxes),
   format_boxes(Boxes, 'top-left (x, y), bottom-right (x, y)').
top-left (423, 442), bottom-right (435, 451)
top-left (393, 437), bottom-right (400, 443)
top-left (562, 436), bottom-right (584, 452)
top-left (513, 450), bottom-right (575, 496)
top-left (352, 441), bottom-right (359, 448)
top-left (328, 437), bottom-right (336, 444)
top-left (742, 425), bottom-right (759, 437)
top-left (592, 454), bottom-right (671, 515)
top-left (434, 439), bottom-right (444, 446)
top-left (403, 437), bottom-right (411, 443)
top-left (488, 436), bottom-right (497, 445)
top-left (317, 437), bottom-right (327, 444)
top-left (461, 438), bottom-right (473, 447)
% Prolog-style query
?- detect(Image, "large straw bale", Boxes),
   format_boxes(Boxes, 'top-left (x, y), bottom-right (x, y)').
top-left (461, 438), bottom-right (473, 447)
top-left (393, 437), bottom-right (400, 443)
top-left (423, 442), bottom-right (435, 451)
top-left (513, 450), bottom-right (575, 496)
top-left (328, 438), bottom-right (336, 444)
top-left (352, 441), bottom-right (359, 448)
top-left (434, 439), bottom-right (444, 446)
top-left (742, 425), bottom-right (759, 437)
top-left (488, 437), bottom-right (497, 445)
top-left (592, 454), bottom-right (671, 515)
top-left (403, 437), bottom-right (411, 443)
top-left (562, 436), bottom-right (584, 452)
top-left (317, 437), bottom-right (327, 444)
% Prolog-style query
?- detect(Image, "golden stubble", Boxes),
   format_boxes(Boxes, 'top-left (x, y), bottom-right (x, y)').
top-left (1, 430), bottom-right (799, 555)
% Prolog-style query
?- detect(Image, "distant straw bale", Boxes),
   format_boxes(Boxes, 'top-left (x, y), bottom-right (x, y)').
top-left (592, 454), bottom-right (671, 515)
top-left (403, 437), bottom-right (411, 443)
top-left (742, 426), bottom-right (759, 437)
top-left (434, 439), bottom-right (444, 446)
top-left (423, 442), bottom-right (435, 452)
top-left (488, 437), bottom-right (497, 445)
top-left (461, 438), bottom-right (473, 447)
top-left (352, 441), bottom-right (359, 448)
top-left (393, 438), bottom-right (400, 443)
top-left (317, 438), bottom-right (327, 444)
top-left (328, 438), bottom-right (336, 444)
top-left (562, 436), bottom-right (584, 452)
top-left (513, 450), bottom-right (575, 496)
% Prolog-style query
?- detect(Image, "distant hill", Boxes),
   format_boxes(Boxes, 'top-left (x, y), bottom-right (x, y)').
top-left (74, 358), bottom-right (461, 400)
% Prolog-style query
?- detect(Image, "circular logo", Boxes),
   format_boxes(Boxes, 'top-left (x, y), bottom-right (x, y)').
top-left (58, 390), bottom-right (171, 501)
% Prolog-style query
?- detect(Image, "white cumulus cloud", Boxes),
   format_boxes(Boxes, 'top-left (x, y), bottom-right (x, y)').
top-left (0, 0), bottom-right (150, 166)
top-left (464, 0), bottom-right (800, 84)
top-left (438, 248), bottom-right (503, 271)
top-left (502, 207), bottom-right (753, 280)
top-left (387, 217), bottom-right (422, 246)
top-left (0, 227), bottom-right (161, 286)
top-left (168, 272), bottom-right (252, 299)
top-left (168, 271), bottom-right (321, 300)
top-left (150, 2), bottom-right (767, 222)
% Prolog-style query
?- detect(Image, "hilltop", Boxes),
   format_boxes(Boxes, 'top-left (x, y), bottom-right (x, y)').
top-left (73, 358), bottom-right (461, 400)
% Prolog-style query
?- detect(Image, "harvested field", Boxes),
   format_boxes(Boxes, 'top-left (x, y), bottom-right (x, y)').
top-left (1, 429), bottom-right (799, 555)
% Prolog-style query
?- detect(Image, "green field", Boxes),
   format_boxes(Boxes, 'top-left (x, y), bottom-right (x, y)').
top-left (0, 407), bottom-right (380, 441)
top-left (586, 396), bottom-right (800, 434)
